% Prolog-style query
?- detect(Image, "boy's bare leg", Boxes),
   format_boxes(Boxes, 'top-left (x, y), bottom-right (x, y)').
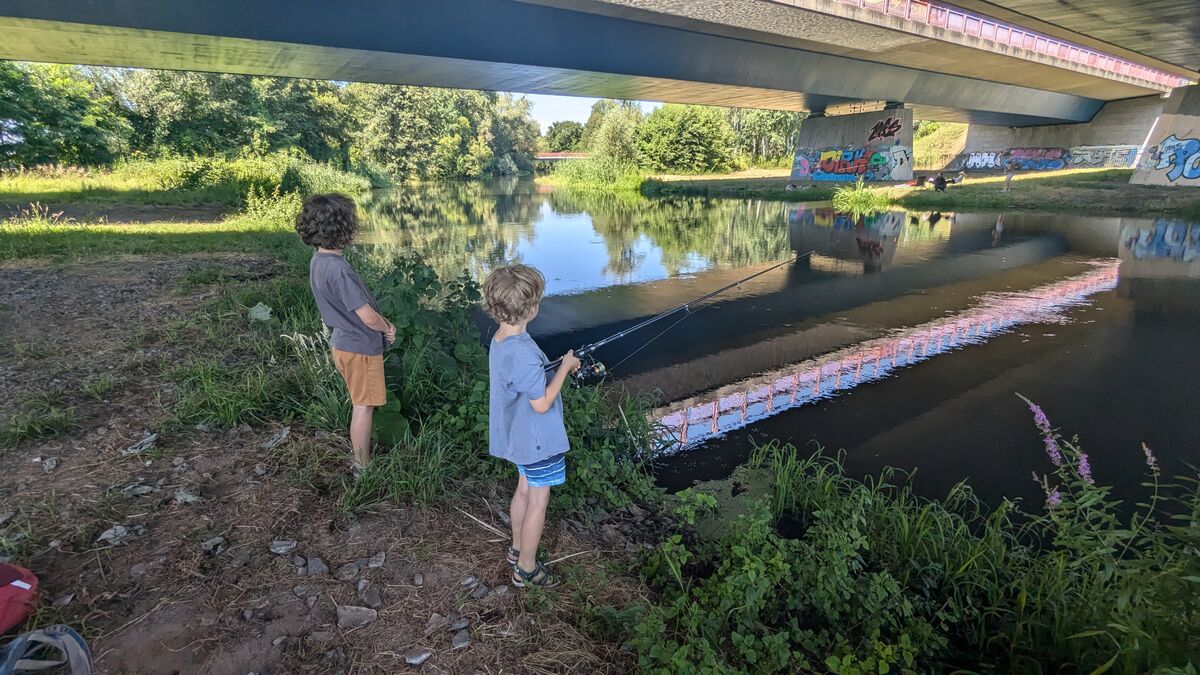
top-left (349, 404), bottom-right (374, 468)
top-left (517, 485), bottom-right (551, 572)
top-left (510, 473), bottom-right (530, 551)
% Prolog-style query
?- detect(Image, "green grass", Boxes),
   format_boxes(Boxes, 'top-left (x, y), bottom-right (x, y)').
top-left (893, 167), bottom-right (1200, 216)
top-left (4, 390), bottom-right (77, 444)
top-left (912, 122), bottom-right (967, 170)
top-left (0, 155), bottom-right (375, 209)
top-left (82, 373), bottom-right (117, 401)
top-left (0, 205), bottom-right (300, 260)
top-left (538, 157), bottom-right (646, 192)
top-left (831, 177), bottom-right (891, 214)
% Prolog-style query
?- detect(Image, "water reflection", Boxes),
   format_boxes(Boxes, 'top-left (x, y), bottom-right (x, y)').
top-left (359, 179), bottom-right (797, 295)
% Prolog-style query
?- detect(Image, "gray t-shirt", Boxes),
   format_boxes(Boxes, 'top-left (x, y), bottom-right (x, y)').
top-left (309, 252), bottom-right (384, 356)
top-left (488, 332), bottom-right (569, 465)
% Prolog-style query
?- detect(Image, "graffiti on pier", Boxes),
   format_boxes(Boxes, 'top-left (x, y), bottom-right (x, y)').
top-left (1122, 219), bottom-right (1200, 261)
top-left (1144, 135), bottom-right (1200, 183)
top-left (791, 109), bottom-right (913, 182)
top-left (961, 151), bottom-right (1004, 170)
top-left (656, 261), bottom-right (1120, 450)
top-left (950, 147), bottom-right (1068, 172)
top-left (1068, 145), bottom-right (1139, 168)
top-left (793, 144), bottom-right (912, 182)
top-left (1007, 148), bottom-right (1067, 170)
top-left (867, 115), bottom-right (903, 143)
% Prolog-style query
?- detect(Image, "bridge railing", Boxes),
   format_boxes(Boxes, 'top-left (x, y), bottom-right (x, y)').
top-left (829, 0), bottom-right (1191, 90)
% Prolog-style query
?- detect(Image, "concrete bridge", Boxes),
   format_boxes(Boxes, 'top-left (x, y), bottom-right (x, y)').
top-left (0, 0), bottom-right (1193, 127)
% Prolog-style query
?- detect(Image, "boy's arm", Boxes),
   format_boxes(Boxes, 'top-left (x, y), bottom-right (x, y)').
top-left (353, 304), bottom-right (396, 343)
top-left (529, 350), bottom-right (580, 414)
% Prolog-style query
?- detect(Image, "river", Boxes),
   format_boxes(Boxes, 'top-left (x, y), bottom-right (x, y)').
top-left (360, 178), bottom-right (1200, 508)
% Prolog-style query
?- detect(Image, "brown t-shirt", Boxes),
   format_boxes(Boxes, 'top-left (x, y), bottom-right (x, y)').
top-left (309, 252), bottom-right (383, 356)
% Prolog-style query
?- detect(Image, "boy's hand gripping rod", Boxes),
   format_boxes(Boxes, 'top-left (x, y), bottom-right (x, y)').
top-left (546, 251), bottom-right (815, 383)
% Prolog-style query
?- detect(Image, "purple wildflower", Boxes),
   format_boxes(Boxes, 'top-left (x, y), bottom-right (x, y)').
top-left (1142, 443), bottom-right (1160, 476)
top-left (1043, 435), bottom-right (1063, 467)
top-left (1077, 452), bottom-right (1094, 485)
top-left (1029, 402), bottom-right (1052, 434)
top-left (1046, 489), bottom-right (1062, 507)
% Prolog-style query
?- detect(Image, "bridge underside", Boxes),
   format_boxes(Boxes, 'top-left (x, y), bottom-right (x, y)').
top-left (0, 0), bottom-right (1162, 126)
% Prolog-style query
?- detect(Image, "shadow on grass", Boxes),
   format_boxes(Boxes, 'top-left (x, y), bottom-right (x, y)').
top-left (0, 185), bottom-right (242, 208)
top-left (0, 222), bottom-right (301, 260)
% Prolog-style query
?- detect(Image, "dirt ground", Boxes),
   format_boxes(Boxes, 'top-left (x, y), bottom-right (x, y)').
top-left (0, 255), bottom-right (646, 674)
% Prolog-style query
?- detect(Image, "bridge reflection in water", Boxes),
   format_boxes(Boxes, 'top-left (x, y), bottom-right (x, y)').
top-left (658, 260), bottom-right (1120, 449)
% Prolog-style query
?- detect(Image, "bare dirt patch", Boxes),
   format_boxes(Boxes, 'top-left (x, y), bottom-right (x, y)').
top-left (1, 255), bottom-right (644, 674)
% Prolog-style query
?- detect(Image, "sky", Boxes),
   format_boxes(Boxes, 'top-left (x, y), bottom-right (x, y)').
top-left (518, 93), bottom-right (661, 133)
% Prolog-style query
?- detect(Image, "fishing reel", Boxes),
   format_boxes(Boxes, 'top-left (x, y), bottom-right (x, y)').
top-left (571, 353), bottom-right (607, 387)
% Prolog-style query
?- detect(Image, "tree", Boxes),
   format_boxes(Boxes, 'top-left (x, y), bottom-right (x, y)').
top-left (727, 108), bottom-right (805, 164)
top-left (489, 94), bottom-right (539, 174)
top-left (0, 63), bottom-right (130, 166)
top-left (580, 99), bottom-right (640, 149)
top-left (637, 104), bottom-right (734, 173)
top-left (544, 120), bottom-right (583, 152)
top-left (589, 104), bottom-right (642, 166)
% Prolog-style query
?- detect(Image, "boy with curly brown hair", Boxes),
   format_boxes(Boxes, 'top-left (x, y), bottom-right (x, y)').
top-left (295, 193), bottom-right (396, 472)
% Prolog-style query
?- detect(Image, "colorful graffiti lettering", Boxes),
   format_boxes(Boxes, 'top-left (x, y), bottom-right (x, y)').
top-left (793, 144), bottom-right (912, 182)
top-left (1152, 135), bottom-right (1200, 182)
top-left (1122, 219), bottom-right (1200, 261)
top-left (952, 147), bottom-right (1068, 171)
top-left (1007, 148), bottom-right (1066, 170)
top-left (1068, 145), bottom-right (1139, 168)
top-left (867, 115), bottom-right (903, 143)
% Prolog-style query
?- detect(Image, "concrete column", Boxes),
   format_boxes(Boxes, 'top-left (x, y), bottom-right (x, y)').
top-left (1130, 85), bottom-right (1200, 187)
top-left (791, 108), bottom-right (914, 183)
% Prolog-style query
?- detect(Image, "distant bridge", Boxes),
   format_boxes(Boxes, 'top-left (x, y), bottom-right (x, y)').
top-left (534, 152), bottom-right (590, 162)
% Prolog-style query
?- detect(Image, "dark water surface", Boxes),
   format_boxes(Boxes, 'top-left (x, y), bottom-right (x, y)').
top-left (361, 179), bottom-right (1200, 508)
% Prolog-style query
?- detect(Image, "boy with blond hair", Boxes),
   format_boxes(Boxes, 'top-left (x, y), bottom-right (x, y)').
top-left (483, 264), bottom-right (579, 588)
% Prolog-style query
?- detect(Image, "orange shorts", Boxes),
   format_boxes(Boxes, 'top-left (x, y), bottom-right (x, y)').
top-left (331, 348), bottom-right (386, 407)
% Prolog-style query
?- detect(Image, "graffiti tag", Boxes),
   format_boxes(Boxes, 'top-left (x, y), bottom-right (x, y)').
top-left (1068, 145), bottom-right (1139, 168)
top-left (1122, 219), bottom-right (1199, 261)
top-left (867, 116), bottom-right (903, 143)
top-left (1152, 135), bottom-right (1200, 182)
top-left (953, 148), bottom-right (1067, 171)
top-left (792, 144), bottom-right (912, 182)
top-left (1007, 148), bottom-right (1067, 171)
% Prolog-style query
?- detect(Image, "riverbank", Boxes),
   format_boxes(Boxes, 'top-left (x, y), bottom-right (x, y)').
top-left (0, 200), bottom-right (655, 673)
top-left (592, 166), bottom-right (1200, 218)
top-left (3, 183), bottom-right (1198, 673)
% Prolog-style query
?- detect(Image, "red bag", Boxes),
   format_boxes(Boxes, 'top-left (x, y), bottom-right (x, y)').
top-left (0, 562), bottom-right (38, 634)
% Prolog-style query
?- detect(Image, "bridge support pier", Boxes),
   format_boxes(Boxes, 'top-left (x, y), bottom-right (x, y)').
top-left (790, 108), bottom-right (914, 183)
top-left (1131, 85), bottom-right (1200, 187)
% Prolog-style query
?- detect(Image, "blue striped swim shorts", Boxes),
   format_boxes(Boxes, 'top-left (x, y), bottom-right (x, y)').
top-left (516, 453), bottom-right (567, 487)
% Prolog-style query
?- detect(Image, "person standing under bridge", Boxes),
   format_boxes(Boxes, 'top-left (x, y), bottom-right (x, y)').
top-left (1002, 159), bottom-right (1017, 192)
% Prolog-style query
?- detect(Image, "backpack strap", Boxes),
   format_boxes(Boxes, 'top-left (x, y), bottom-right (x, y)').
top-left (0, 625), bottom-right (92, 675)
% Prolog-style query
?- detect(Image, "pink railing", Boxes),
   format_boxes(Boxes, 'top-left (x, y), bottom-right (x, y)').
top-left (827, 0), bottom-right (1191, 90)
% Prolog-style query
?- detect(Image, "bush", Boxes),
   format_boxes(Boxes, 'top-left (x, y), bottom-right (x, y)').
top-left (623, 403), bottom-right (1200, 673)
top-left (637, 104), bottom-right (735, 174)
top-left (111, 153), bottom-right (371, 203)
top-left (546, 157), bottom-right (645, 192)
top-left (831, 177), bottom-right (893, 214)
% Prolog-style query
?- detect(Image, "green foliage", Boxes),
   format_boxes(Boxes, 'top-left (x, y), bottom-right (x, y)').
top-left (545, 157), bottom-right (645, 192)
top-left (726, 108), bottom-right (806, 164)
top-left (0, 62), bottom-right (130, 166)
top-left (545, 120), bottom-right (584, 152)
top-left (637, 104), bottom-right (736, 174)
top-left (588, 104), bottom-right (643, 166)
top-left (342, 425), bottom-right (478, 510)
top-left (832, 177), bottom-right (892, 215)
top-left (627, 421), bottom-right (1200, 673)
top-left (4, 389), bottom-right (76, 444)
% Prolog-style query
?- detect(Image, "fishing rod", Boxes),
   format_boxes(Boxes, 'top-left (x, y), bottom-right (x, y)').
top-left (549, 250), bottom-right (816, 384)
